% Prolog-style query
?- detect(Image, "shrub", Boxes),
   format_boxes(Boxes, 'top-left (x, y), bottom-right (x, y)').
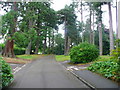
top-left (70, 42), bottom-right (99, 63)
top-left (111, 48), bottom-right (120, 59)
top-left (0, 44), bottom-right (5, 49)
top-left (88, 61), bottom-right (120, 82)
top-left (0, 44), bottom-right (25, 55)
top-left (111, 48), bottom-right (120, 82)
top-left (14, 46), bottom-right (25, 55)
top-left (0, 57), bottom-right (14, 88)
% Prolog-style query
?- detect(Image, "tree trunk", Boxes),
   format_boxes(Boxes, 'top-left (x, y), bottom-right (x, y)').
top-left (116, 0), bottom-right (119, 47)
top-left (64, 34), bottom-right (68, 55)
top-left (118, 1), bottom-right (120, 39)
top-left (0, 45), bottom-right (2, 55)
top-left (35, 29), bottom-right (41, 54)
top-left (64, 16), bottom-right (71, 55)
top-left (81, 0), bottom-right (84, 43)
top-left (108, 2), bottom-right (114, 54)
top-left (2, 39), bottom-right (15, 58)
top-left (92, 10), bottom-right (95, 45)
top-left (48, 30), bottom-right (51, 53)
top-left (98, 21), bottom-right (103, 56)
top-left (89, 3), bottom-right (92, 44)
top-left (49, 36), bottom-right (51, 48)
top-left (43, 35), bottom-right (47, 54)
top-left (35, 40), bottom-right (40, 54)
top-left (98, 5), bottom-right (103, 56)
top-left (25, 40), bottom-right (32, 55)
top-left (51, 30), bottom-right (54, 53)
top-left (64, 18), bottom-right (68, 55)
top-left (66, 36), bottom-right (71, 55)
top-left (116, 0), bottom-right (118, 40)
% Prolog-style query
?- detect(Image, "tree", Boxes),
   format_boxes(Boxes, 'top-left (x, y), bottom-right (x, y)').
top-left (74, 1), bottom-right (95, 44)
top-left (116, 0), bottom-right (118, 40)
top-left (118, 1), bottom-right (120, 39)
top-left (89, 3), bottom-right (92, 44)
top-left (57, 4), bottom-right (77, 55)
top-left (83, 18), bottom-right (91, 43)
top-left (94, 25), bottom-right (110, 55)
top-left (1, 2), bottom-right (18, 57)
top-left (73, 0), bottom-right (84, 42)
top-left (25, 2), bottom-right (38, 55)
top-left (92, 2), bottom-right (103, 55)
top-left (35, 3), bottom-right (57, 54)
top-left (92, 9), bottom-right (95, 45)
top-left (108, 2), bottom-right (114, 54)
top-left (18, 2), bottom-right (58, 54)
top-left (54, 33), bottom-right (64, 55)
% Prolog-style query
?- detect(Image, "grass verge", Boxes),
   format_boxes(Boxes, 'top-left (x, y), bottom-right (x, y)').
top-left (2, 57), bottom-right (29, 64)
top-left (55, 55), bottom-right (70, 62)
top-left (16, 54), bottom-right (43, 60)
top-left (93, 55), bottom-right (112, 62)
top-left (1, 54), bottom-right (44, 64)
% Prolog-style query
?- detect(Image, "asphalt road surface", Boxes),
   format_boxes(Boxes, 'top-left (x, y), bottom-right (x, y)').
top-left (8, 55), bottom-right (90, 88)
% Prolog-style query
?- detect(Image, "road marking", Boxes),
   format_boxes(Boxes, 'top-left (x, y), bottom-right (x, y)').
top-left (13, 64), bottom-right (27, 74)
top-left (13, 67), bottom-right (19, 71)
top-left (73, 68), bottom-right (79, 70)
top-left (78, 67), bottom-right (87, 70)
top-left (21, 64), bottom-right (26, 68)
top-left (66, 66), bottom-right (79, 71)
top-left (13, 67), bottom-right (21, 74)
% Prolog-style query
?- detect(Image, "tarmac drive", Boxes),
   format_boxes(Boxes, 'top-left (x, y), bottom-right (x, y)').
top-left (8, 55), bottom-right (90, 88)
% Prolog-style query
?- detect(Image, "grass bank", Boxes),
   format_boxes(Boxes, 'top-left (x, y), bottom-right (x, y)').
top-left (55, 55), bottom-right (111, 62)
top-left (93, 55), bottom-right (112, 62)
top-left (16, 54), bottom-right (43, 60)
top-left (2, 54), bottom-right (44, 64)
top-left (55, 55), bottom-right (70, 62)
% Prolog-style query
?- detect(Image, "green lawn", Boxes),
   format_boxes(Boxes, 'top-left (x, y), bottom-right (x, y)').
top-left (94, 55), bottom-right (112, 62)
top-left (55, 55), bottom-right (112, 62)
top-left (55, 55), bottom-right (70, 61)
top-left (16, 54), bottom-right (43, 60)
top-left (1, 54), bottom-right (44, 64)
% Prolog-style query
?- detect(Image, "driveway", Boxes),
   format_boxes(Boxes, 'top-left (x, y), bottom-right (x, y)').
top-left (7, 55), bottom-right (90, 88)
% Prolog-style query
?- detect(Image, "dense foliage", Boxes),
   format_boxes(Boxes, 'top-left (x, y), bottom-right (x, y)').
top-left (70, 42), bottom-right (99, 63)
top-left (0, 44), bottom-right (25, 55)
top-left (0, 57), bottom-right (14, 87)
top-left (111, 47), bottom-right (120, 60)
top-left (94, 25), bottom-right (110, 55)
top-left (53, 34), bottom-right (64, 55)
top-left (14, 47), bottom-right (25, 55)
top-left (88, 60), bottom-right (120, 82)
top-left (1, 2), bottom-right (59, 56)
top-left (88, 42), bottom-right (120, 82)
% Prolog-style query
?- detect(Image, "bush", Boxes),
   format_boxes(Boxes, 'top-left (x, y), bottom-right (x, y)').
top-left (70, 42), bottom-right (99, 63)
top-left (0, 57), bottom-right (14, 88)
top-left (0, 44), bottom-right (25, 55)
top-left (88, 61), bottom-right (120, 82)
top-left (0, 44), bottom-right (5, 49)
top-left (14, 46), bottom-right (25, 55)
top-left (110, 48), bottom-right (120, 82)
top-left (111, 48), bottom-right (120, 60)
